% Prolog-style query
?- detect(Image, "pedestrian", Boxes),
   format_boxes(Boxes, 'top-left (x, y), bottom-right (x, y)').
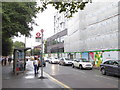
top-left (37, 58), bottom-right (41, 73)
top-left (4, 57), bottom-right (7, 66)
top-left (8, 57), bottom-right (12, 65)
top-left (1, 57), bottom-right (4, 66)
top-left (0, 57), bottom-right (2, 65)
top-left (33, 57), bottom-right (38, 75)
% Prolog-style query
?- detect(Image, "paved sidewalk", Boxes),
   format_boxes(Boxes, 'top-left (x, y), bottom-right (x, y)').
top-left (2, 64), bottom-right (63, 89)
top-left (93, 66), bottom-right (100, 70)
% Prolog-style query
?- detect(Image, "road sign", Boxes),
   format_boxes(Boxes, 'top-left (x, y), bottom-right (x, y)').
top-left (36, 32), bottom-right (41, 37)
top-left (41, 29), bottom-right (44, 33)
top-left (35, 37), bottom-right (41, 42)
top-left (36, 37), bottom-right (41, 39)
top-left (35, 32), bottom-right (41, 42)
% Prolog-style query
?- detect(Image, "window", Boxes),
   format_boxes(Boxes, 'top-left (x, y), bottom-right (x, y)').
top-left (61, 58), bottom-right (64, 60)
top-left (104, 61), bottom-right (109, 64)
top-left (108, 60), bottom-right (114, 65)
top-left (65, 58), bottom-right (70, 60)
top-left (74, 59), bottom-right (77, 62)
top-left (61, 36), bottom-right (64, 43)
top-left (104, 60), bottom-right (114, 65)
top-left (113, 61), bottom-right (118, 66)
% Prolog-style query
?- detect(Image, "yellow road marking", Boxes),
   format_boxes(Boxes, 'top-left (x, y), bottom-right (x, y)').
top-left (44, 72), bottom-right (73, 90)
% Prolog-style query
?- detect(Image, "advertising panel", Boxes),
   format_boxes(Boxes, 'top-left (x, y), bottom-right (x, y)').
top-left (82, 52), bottom-right (89, 61)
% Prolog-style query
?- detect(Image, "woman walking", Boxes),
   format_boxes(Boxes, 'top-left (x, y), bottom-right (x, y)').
top-left (33, 57), bottom-right (38, 75)
top-left (37, 58), bottom-right (41, 74)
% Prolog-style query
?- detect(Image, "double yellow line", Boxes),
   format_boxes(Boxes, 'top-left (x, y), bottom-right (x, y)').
top-left (44, 72), bottom-right (73, 90)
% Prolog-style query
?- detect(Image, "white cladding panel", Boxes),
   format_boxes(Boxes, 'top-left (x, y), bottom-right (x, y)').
top-left (64, 1), bottom-right (119, 52)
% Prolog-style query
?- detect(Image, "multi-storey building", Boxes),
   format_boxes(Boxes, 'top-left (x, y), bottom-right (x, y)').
top-left (46, 11), bottom-right (68, 54)
top-left (45, 0), bottom-right (120, 67)
top-left (65, 1), bottom-right (119, 52)
top-left (64, 0), bottom-right (119, 66)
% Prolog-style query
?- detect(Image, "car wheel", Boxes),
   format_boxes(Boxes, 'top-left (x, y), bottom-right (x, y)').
top-left (79, 65), bottom-right (83, 70)
top-left (101, 68), bottom-right (106, 75)
top-left (72, 64), bottom-right (74, 68)
top-left (59, 63), bottom-right (61, 65)
top-left (89, 68), bottom-right (92, 70)
top-left (63, 63), bottom-right (65, 66)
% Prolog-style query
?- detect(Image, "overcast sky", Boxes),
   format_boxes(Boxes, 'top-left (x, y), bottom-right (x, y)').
top-left (13, 3), bottom-right (56, 48)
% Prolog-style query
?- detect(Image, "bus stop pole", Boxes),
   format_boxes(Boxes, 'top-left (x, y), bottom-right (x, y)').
top-left (39, 29), bottom-right (44, 79)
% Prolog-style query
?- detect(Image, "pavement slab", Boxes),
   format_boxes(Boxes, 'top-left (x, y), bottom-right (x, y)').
top-left (2, 65), bottom-right (63, 88)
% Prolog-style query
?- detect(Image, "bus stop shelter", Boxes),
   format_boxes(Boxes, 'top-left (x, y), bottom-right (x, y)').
top-left (13, 48), bottom-right (31, 75)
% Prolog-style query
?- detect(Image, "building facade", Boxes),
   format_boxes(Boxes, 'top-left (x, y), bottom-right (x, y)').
top-left (63, 0), bottom-right (120, 66)
top-left (46, 11), bottom-right (68, 54)
top-left (65, 1), bottom-right (119, 52)
top-left (45, 0), bottom-right (120, 67)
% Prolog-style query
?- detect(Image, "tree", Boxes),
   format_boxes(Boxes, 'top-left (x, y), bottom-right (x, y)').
top-left (2, 1), bottom-right (91, 56)
top-left (13, 41), bottom-right (25, 49)
top-left (2, 2), bottom-right (38, 38)
top-left (2, 38), bottom-right (13, 56)
top-left (44, 40), bottom-right (47, 53)
top-left (39, 0), bottom-right (92, 18)
top-left (33, 49), bottom-right (40, 56)
top-left (2, 2), bottom-right (38, 56)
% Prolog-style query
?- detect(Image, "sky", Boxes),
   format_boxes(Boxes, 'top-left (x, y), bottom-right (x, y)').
top-left (12, 2), bottom-right (56, 48)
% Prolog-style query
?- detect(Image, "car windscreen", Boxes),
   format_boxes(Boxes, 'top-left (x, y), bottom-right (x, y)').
top-left (81, 59), bottom-right (89, 62)
top-left (116, 60), bottom-right (120, 65)
top-left (65, 58), bottom-right (70, 60)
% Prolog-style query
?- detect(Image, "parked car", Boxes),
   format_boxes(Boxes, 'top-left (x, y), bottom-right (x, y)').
top-left (49, 57), bottom-right (59, 64)
top-left (39, 58), bottom-right (46, 67)
top-left (59, 57), bottom-right (73, 66)
top-left (72, 58), bottom-right (93, 69)
top-left (44, 57), bottom-right (50, 62)
top-left (100, 60), bottom-right (120, 76)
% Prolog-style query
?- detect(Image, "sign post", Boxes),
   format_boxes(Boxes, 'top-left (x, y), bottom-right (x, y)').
top-left (39, 29), bottom-right (45, 79)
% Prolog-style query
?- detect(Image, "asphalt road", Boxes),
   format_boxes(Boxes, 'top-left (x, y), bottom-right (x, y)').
top-left (42, 62), bottom-right (119, 88)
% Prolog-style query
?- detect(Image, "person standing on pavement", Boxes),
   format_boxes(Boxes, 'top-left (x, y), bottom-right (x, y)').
top-left (1, 56), bottom-right (4, 66)
top-left (33, 57), bottom-right (38, 75)
top-left (37, 58), bottom-right (41, 74)
top-left (8, 57), bottom-right (12, 65)
top-left (4, 57), bottom-right (7, 66)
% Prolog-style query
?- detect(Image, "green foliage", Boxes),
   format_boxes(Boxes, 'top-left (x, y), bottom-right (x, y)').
top-left (2, 2), bottom-right (38, 38)
top-left (2, 38), bottom-right (13, 56)
top-left (13, 41), bottom-right (25, 49)
top-left (44, 40), bottom-right (47, 53)
top-left (26, 50), bottom-right (31, 56)
top-left (2, 2), bottom-right (38, 56)
top-left (33, 49), bottom-right (40, 55)
top-left (39, 0), bottom-right (92, 18)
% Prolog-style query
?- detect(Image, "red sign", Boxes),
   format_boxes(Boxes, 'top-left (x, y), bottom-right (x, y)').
top-left (36, 32), bottom-right (41, 37)
top-left (41, 29), bottom-right (44, 33)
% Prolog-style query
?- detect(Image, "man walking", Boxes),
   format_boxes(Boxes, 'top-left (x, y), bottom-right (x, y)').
top-left (8, 57), bottom-right (12, 65)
